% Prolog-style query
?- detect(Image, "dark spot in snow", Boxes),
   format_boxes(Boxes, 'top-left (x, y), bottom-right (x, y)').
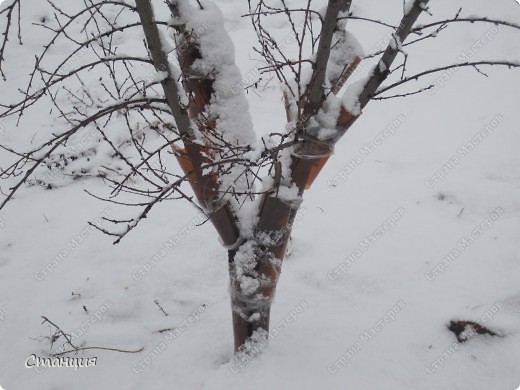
top-left (448, 320), bottom-right (500, 343)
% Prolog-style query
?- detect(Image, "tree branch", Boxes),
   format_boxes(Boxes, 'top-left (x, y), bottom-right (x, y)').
top-left (305, 0), bottom-right (346, 114)
top-left (0, 0), bottom-right (22, 80)
top-left (0, 97), bottom-right (165, 210)
top-left (134, 0), bottom-right (192, 139)
top-left (356, 0), bottom-right (430, 109)
top-left (412, 17), bottom-right (520, 34)
top-left (374, 60), bottom-right (520, 97)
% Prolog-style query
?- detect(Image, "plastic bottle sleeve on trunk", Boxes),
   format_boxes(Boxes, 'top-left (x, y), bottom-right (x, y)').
top-left (208, 203), bottom-right (240, 248)
top-left (257, 194), bottom-right (299, 239)
top-left (256, 194), bottom-right (299, 261)
top-left (290, 108), bottom-right (359, 190)
top-left (186, 77), bottom-right (214, 121)
top-left (172, 143), bottom-right (218, 207)
top-left (172, 144), bottom-right (239, 247)
top-left (290, 141), bottom-right (333, 190)
top-left (334, 106), bottom-right (359, 142)
top-left (176, 32), bottom-right (214, 116)
top-left (228, 256), bottom-right (277, 351)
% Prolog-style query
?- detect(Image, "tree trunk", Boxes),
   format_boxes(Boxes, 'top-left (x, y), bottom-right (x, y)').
top-left (228, 193), bottom-right (299, 351)
top-left (229, 251), bottom-right (272, 351)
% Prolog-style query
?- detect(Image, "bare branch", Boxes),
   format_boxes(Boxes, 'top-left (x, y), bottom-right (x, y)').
top-left (374, 61), bottom-right (520, 98)
top-left (52, 346), bottom-right (144, 357)
top-left (412, 17), bottom-right (520, 34)
top-left (0, 0), bottom-right (22, 80)
top-left (356, 0), bottom-right (430, 109)
top-left (134, 0), bottom-right (193, 139)
top-left (0, 97), bottom-right (165, 210)
top-left (41, 315), bottom-right (143, 356)
top-left (371, 84), bottom-right (435, 100)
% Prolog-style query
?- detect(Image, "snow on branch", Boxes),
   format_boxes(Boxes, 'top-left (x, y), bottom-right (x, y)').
top-left (172, 0), bottom-right (255, 147)
top-left (1, 0), bottom-right (520, 246)
top-left (353, 0), bottom-right (430, 109)
top-left (342, 5), bottom-right (520, 106)
top-left (169, 0), bottom-right (260, 240)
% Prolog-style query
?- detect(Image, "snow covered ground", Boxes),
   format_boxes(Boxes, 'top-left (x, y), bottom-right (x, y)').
top-left (1, 0), bottom-right (520, 389)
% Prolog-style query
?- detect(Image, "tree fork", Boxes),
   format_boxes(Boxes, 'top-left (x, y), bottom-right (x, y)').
top-left (141, 0), bottom-right (428, 354)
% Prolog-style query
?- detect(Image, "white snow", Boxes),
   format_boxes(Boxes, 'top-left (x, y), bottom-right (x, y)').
top-left (1, 0), bottom-right (520, 389)
top-left (404, 0), bottom-right (417, 15)
top-left (173, 0), bottom-right (257, 224)
top-left (275, 183), bottom-right (301, 205)
top-left (342, 76), bottom-right (366, 115)
top-left (174, 0), bottom-right (255, 146)
top-left (327, 30), bottom-right (365, 88)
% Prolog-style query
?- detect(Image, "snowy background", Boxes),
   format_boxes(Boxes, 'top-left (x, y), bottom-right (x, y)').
top-left (0, 0), bottom-right (520, 389)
